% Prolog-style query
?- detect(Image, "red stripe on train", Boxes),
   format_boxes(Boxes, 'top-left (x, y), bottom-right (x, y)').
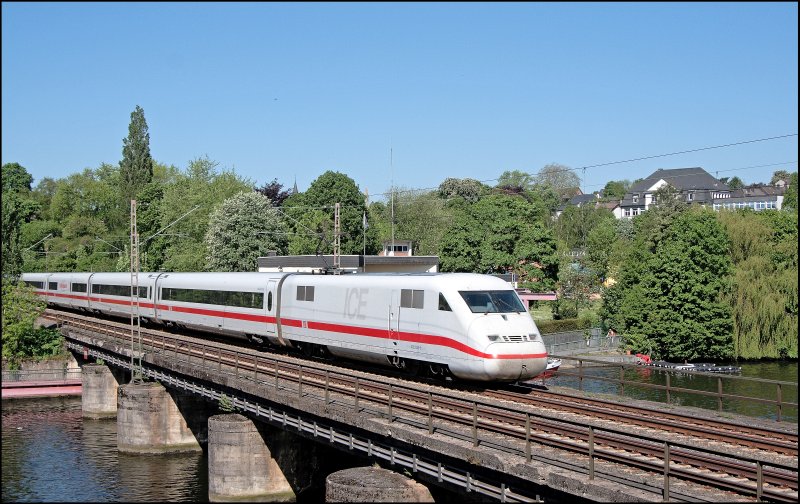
top-left (38, 293), bottom-right (545, 360)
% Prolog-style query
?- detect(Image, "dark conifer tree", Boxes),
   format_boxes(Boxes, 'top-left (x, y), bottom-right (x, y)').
top-left (120, 105), bottom-right (153, 201)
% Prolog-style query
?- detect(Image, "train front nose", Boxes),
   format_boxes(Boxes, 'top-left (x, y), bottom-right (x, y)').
top-left (483, 342), bottom-right (548, 381)
top-left (469, 316), bottom-right (548, 381)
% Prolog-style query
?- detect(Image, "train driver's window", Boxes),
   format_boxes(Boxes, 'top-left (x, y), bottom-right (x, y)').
top-left (438, 293), bottom-right (452, 311)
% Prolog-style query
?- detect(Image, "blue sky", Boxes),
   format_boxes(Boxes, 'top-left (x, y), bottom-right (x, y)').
top-left (3, 2), bottom-right (797, 201)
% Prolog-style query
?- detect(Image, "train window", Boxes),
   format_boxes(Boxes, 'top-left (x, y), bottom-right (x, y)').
top-left (92, 284), bottom-right (143, 297)
top-left (412, 290), bottom-right (423, 308)
top-left (25, 281), bottom-right (44, 289)
top-left (296, 286), bottom-right (315, 302)
top-left (267, 292), bottom-right (273, 311)
top-left (72, 283), bottom-right (87, 293)
top-left (458, 290), bottom-right (526, 314)
top-left (161, 287), bottom-right (262, 309)
top-left (401, 289), bottom-right (424, 309)
top-left (49, 282), bottom-right (58, 291)
top-left (438, 293), bottom-right (452, 311)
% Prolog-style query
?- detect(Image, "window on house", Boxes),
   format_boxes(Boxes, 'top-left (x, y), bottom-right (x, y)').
top-left (624, 208), bottom-right (631, 217)
top-left (687, 193), bottom-right (694, 201)
top-left (632, 195), bottom-right (638, 203)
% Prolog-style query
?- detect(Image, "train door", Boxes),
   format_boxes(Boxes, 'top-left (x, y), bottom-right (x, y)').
top-left (266, 279), bottom-right (277, 336)
top-left (389, 290), bottom-right (400, 351)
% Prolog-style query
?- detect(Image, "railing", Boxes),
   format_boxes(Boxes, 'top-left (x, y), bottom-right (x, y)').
top-left (1, 367), bottom-right (83, 383)
top-left (542, 328), bottom-right (604, 354)
top-left (549, 355), bottom-right (798, 422)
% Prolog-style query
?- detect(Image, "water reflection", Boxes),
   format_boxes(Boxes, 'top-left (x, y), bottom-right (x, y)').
top-left (2, 397), bottom-right (207, 502)
top-left (548, 360), bottom-right (798, 422)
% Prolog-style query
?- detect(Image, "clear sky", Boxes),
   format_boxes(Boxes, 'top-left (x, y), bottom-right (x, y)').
top-left (3, 2), bottom-right (798, 202)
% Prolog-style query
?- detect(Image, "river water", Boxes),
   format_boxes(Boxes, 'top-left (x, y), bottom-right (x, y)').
top-left (2, 397), bottom-right (207, 502)
top-left (547, 360), bottom-right (798, 422)
top-left (3, 361), bottom-right (797, 502)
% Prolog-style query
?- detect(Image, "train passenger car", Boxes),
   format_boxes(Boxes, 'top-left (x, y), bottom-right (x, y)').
top-left (46, 272), bottom-right (94, 311)
top-left (87, 272), bottom-right (156, 319)
top-left (278, 273), bottom-right (547, 381)
top-left (20, 273), bottom-right (51, 298)
top-left (152, 272), bottom-right (285, 343)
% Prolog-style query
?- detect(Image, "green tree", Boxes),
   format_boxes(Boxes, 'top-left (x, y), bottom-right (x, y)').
top-left (496, 170), bottom-right (535, 192)
top-left (782, 172), bottom-right (797, 212)
top-left (603, 208), bottom-right (733, 360)
top-left (727, 176), bottom-right (744, 190)
top-left (601, 180), bottom-right (630, 200)
top-left (373, 187), bottom-right (452, 256)
top-left (159, 157), bottom-right (254, 272)
top-left (535, 163), bottom-right (581, 193)
top-left (717, 210), bottom-right (798, 358)
top-left (2, 163), bottom-right (40, 278)
top-left (283, 171), bottom-right (371, 256)
top-left (437, 177), bottom-right (488, 203)
top-left (554, 205), bottom-right (614, 250)
top-left (1, 282), bottom-right (64, 368)
top-left (205, 191), bottom-right (288, 271)
top-left (440, 194), bottom-right (559, 289)
top-left (770, 170), bottom-right (791, 185)
top-left (120, 105), bottom-right (153, 201)
top-left (514, 224), bottom-right (560, 291)
top-left (584, 217), bottom-right (617, 280)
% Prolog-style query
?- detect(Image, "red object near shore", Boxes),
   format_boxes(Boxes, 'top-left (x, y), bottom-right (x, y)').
top-left (1, 379), bottom-right (82, 399)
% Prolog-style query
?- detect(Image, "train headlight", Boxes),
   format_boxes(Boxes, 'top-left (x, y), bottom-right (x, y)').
top-left (487, 334), bottom-right (499, 342)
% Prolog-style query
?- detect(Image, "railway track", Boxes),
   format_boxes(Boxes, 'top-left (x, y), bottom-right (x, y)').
top-left (484, 385), bottom-right (798, 457)
top-left (47, 309), bottom-right (798, 502)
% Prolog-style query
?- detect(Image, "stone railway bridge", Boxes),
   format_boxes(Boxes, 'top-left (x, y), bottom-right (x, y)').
top-left (45, 312), bottom-right (792, 503)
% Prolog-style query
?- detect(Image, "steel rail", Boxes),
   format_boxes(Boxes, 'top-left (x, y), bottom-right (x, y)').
top-left (483, 387), bottom-right (798, 456)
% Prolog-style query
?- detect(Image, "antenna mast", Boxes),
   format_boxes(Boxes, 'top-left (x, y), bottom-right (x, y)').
top-left (390, 147), bottom-right (395, 256)
top-left (129, 199), bottom-right (142, 384)
top-left (333, 202), bottom-right (341, 272)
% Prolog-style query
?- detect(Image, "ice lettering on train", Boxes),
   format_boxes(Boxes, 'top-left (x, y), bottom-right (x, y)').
top-left (344, 288), bottom-right (368, 320)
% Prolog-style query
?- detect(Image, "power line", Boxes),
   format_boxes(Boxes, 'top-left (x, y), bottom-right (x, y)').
top-left (361, 133), bottom-right (797, 200)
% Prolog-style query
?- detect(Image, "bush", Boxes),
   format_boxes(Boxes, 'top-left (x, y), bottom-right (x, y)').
top-left (1, 281), bottom-right (66, 369)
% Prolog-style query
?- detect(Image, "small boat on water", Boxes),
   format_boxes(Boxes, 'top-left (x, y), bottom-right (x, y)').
top-left (635, 354), bottom-right (741, 374)
top-left (545, 358), bottom-right (562, 372)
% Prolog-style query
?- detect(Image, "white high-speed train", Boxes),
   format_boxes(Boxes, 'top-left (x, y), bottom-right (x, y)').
top-left (21, 271), bottom-right (548, 382)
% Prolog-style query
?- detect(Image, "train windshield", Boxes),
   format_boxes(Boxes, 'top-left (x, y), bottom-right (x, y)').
top-left (458, 290), bottom-right (526, 313)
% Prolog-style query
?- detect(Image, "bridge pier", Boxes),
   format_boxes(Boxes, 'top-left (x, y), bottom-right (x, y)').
top-left (325, 466), bottom-right (434, 502)
top-left (208, 414), bottom-right (295, 502)
top-left (81, 363), bottom-right (122, 419)
top-left (117, 381), bottom-right (205, 454)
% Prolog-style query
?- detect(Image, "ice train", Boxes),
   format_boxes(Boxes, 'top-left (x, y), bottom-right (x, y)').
top-left (20, 271), bottom-right (548, 382)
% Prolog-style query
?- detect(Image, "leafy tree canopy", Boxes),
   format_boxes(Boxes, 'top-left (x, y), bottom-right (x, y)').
top-left (205, 191), bottom-right (288, 271)
top-left (496, 170), bottom-right (535, 192)
top-left (534, 163), bottom-right (580, 193)
top-left (437, 177), bottom-right (488, 203)
top-left (283, 171), bottom-right (370, 256)
top-left (601, 180), bottom-right (630, 200)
